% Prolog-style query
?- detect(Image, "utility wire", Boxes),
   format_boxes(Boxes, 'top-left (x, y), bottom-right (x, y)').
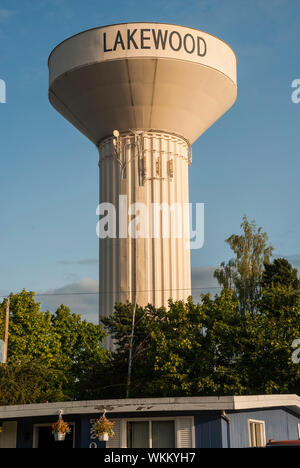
top-left (0, 285), bottom-right (222, 300)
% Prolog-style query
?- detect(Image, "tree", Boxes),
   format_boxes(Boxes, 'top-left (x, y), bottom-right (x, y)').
top-left (0, 290), bottom-right (108, 403)
top-left (212, 259), bottom-right (236, 290)
top-left (241, 284), bottom-right (300, 394)
top-left (214, 215), bottom-right (273, 313)
top-left (95, 295), bottom-right (253, 398)
top-left (148, 293), bottom-right (245, 396)
top-left (0, 359), bottom-right (66, 405)
top-left (93, 292), bottom-right (300, 398)
top-left (99, 302), bottom-right (158, 399)
top-left (261, 258), bottom-right (300, 290)
top-left (2, 284), bottom-right (300, 403)
top-left (0, 291), bottom-right (62, 366)
top-left (51, 304), bottom-right (109, 399)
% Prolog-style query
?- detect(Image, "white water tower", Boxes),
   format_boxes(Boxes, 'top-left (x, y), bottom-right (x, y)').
top-left (48, 23), bottom-right (237, 341)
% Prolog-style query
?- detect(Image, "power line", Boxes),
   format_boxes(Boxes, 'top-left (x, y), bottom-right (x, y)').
top-left (3, 285), bottom-right (300, 300)
top-left (0, 285), bottom-right (222, 300)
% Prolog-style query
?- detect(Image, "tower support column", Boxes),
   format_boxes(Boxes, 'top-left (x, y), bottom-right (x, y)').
top-left (99, 131), bottom-right (192, 324)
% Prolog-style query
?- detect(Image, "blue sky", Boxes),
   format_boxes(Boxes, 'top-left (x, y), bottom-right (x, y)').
top-left (0, 0), bottom-right (300, 321)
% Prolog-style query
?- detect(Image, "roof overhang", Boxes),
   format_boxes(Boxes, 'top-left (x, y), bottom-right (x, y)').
top-left (0, 395), bottom-right (299, 420)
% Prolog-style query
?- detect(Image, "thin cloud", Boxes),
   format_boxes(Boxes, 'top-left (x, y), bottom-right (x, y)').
top-left (39, 278), bottom-right (99, 323)
top-left (35, 262), bottom-right (225, 326)
top-left (191, 266), bottom-right (220, 300)
top-left (59, 258), bottom-right (98, 266)
top-left (38, 268), bottom-right (221, 323)
top-left (0, 9), bottom-right (15, 20)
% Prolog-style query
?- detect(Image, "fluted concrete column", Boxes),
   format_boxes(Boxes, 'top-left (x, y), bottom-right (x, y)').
top-left (99, 131), bottom-right (191, 329)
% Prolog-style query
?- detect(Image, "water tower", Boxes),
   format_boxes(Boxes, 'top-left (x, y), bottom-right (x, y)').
top-left (48, 23), bottom-right (237, 343)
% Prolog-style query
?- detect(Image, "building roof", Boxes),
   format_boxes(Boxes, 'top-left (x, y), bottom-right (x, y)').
top-left (0, 395), bottom-right (299, 420)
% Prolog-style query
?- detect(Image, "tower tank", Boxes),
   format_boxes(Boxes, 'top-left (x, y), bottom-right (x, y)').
top-left (48, 23), bottom-right (237, 345)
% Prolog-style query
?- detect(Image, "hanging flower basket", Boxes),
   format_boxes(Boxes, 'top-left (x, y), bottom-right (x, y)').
top-left (92, 415), bottom-right (115, 442)
top-left (54, 432), bottom-right (66, 442)
top-left (52, 419), bottom-right (71, 442)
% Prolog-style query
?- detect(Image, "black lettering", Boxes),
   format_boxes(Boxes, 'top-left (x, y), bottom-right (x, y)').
top-left (127, 29), bottom-right (139, 49)
top-left (113, 30), bottom-right (125, 51)
top-left (152, 29), bottom-right (168, 50)
top-left (197, 37), bottom-right (207, 57)
top-left (141, 29), bottom-right (151, 49)
top-left (183, 33), bottom-right (195, 54)
top-left (103, 32), bottom-right (112, 52)
top-left (169, 31), bottom-right (182, 51)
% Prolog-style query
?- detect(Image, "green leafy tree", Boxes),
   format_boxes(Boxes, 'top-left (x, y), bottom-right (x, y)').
top-left (262, 258), bottom-right (300, 290)
top-left (92, 291), bottom-right (300, 398)
top-left (145, 292), bottom-right (245, 396)
top-left (0, 359), bottom-right (66, 405)
top-left (214, 215), bottom-right (273, 314)
top-left (0, 290), bottom-right (108, 403)
top-left (1, 281), bottom-right (299, 402)
top-left (98, 302), bottom-right (158, 399)
top-left (96, 294), bottom-right (249, 398)
top-left (240, 285), bottom-right (300, 394)
top-left (1, 292), bottom-right (62, 365)
top-left (51, 304), bottom-right (109, 398)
